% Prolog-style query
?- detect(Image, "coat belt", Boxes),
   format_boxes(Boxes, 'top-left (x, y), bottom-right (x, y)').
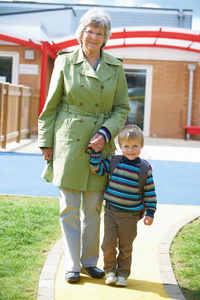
top-left (60, 102), bottom-right (110, 147)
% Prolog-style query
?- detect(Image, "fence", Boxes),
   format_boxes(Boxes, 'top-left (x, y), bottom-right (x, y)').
top-left (0, 82), bottom-right (40, 148)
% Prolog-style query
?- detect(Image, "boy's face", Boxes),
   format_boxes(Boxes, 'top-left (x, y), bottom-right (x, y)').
top-left (120, 138), bottom-right (143, 160)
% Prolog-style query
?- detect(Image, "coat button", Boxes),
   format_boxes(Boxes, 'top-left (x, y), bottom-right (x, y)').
top-left (79, 119), bottom-right (83, 122)
top-left (79, 102), bottom-right (83, 105)
top-left (76, 138), bottom-right (80, 141)
top-left (80, 83), bottom-right (84, 87)
top-left (101, 85), bottom-right (104, 89)
top-left (95, 103), bottom-right (99, 107)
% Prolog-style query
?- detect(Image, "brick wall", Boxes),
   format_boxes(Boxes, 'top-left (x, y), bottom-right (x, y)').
top-left (0, 45), bottom-right (54, 92)
top-left (0, 45), bottom-right (41, 89)
top-left (123, 58), bottom-right (200, 139)
top-left (1, 45), bottom-right (200, 139)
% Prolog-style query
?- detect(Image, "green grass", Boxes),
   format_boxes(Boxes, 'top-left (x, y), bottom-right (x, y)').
top-left (170, 217), bottom-right (200, 300)
top-left (0, 195), bottom-right (61, 300)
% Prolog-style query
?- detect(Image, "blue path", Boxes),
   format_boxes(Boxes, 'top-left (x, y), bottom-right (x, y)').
top-left (0, 152), bottom-right (59, 198)
top-left (0, 152), bottom-right (200, 205)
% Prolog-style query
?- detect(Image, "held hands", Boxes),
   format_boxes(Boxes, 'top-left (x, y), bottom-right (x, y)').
top-left (88, 134), bottom-right (105, 152)
top-left (143, 216), bottom-right (154, 226)
top-left (41, 148), bottom-right (53, 161)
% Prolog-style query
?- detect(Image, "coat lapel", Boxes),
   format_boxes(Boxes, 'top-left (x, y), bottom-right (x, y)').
top-left (97, 50), bottom-right (122, 83)
top-left (77, 62), bottom-right (97, 78)
top-left (72, 46), bottom-right (121, 83)
top-left (96, 61), bottom-right (115, 83)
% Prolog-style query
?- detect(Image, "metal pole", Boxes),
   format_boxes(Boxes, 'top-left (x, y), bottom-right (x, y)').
top-left (178, 11), bottom-right (183, 28)
top-left (187, 64), bottom-right (196, 138)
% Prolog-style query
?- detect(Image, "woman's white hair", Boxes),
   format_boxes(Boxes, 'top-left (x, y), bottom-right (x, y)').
top-left (76, 8), bottom-right (111, 48)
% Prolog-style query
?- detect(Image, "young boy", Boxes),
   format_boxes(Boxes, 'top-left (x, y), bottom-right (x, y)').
top-left (89, 124), bottom-right (157, 287)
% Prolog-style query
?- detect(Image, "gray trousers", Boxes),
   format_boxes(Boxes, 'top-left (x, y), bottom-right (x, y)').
top-left (102, 204), bottom-right (140, 278)
top-left (59, 187), bottom-right (104, 272)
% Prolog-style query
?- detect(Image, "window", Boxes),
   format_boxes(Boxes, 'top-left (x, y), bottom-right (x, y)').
top-left (0, 57), bottom-right (12, 83)
top-left (0, 52), bottom-right (19, 84)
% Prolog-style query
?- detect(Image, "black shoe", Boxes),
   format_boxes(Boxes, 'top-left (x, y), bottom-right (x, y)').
top-left (81, 267), bottom-right (105, 278)
top-left (65, 271), bottom-right (80, 283)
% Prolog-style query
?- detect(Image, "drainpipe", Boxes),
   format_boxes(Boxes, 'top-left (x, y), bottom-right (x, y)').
top-left (178, 11), bottom-right (183, 28)
top-left (187, 64), bottom-right (196, 138)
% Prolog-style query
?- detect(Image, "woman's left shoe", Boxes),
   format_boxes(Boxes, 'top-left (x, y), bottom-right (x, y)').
top-left (65, 272), bottom-right (80, 283)
top-left (81, 267), bottom-right (105, 278)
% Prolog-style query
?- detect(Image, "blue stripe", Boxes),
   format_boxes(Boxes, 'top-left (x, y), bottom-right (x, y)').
top-left (90, 157), bottom-right (101, 164)
top-left (111, 176), bottom-right (138, 186)
top-left (145, 191), bottom-right (156, 196)
top-left (106, 187), bottom-right (140, 199)
top-left (103, 159), bottom-right (110, 174)
top-left (108, 203), bottom-right (144, 211)
top-left (115, 165), bottom-right (139, 174)
top-left (109, 185), bottom-right (139, 196)
top-left (145, 203), bottom-right (157, 208)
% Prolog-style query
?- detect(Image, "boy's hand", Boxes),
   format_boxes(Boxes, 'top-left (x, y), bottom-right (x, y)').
top-left (143, 216), bottom-right (153, 226)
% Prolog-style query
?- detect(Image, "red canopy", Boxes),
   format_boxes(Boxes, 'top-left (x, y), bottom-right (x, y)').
top-left (1, 26), bottom-right (200, 114)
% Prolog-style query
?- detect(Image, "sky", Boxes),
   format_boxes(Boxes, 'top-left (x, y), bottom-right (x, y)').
top-left (2, 0), bottom-right (200, 31)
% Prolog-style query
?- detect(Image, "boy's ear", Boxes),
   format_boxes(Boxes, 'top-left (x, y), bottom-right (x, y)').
top-left (141, 143), bottom-right (144, 149)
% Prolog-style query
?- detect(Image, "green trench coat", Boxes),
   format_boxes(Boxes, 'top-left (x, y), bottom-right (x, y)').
top-left (38, 46), bottom-right (130, 191)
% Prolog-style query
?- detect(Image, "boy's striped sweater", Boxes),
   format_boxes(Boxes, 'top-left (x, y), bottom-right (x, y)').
top-left (90, 151), bottom-right (157, 218)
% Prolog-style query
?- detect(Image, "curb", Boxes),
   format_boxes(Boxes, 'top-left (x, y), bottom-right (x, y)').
top-left (37, 238), bottom-right (63, 300)
top-left (157, 211), bottom-right (200, 300)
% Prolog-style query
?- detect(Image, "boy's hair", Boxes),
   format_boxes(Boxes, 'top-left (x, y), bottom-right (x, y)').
top-left (118, 124), bottom-right (144, 146)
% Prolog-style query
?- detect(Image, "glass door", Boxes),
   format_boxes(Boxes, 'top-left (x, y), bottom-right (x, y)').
top-left (125, 69), bottom-right (146, 131)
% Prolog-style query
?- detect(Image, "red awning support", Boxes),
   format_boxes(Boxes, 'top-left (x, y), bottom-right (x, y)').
top-left (1, 28), bottom-right (200, 116)
top-left (39, 41), bottom-right (49, 116)
top-left (0, 33), bottom-right (41, 50)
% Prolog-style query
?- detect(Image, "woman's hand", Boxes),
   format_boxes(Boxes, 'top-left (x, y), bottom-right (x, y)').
top-left (41, 148), bottom-right (53, 161)
top-left (88, 134), bottom-right (105, 152)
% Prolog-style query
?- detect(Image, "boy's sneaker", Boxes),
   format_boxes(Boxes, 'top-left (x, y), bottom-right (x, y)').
top-left (105, 272), bottom-right (117, 285)
top-left (115, 276), bottom-right (127, 287)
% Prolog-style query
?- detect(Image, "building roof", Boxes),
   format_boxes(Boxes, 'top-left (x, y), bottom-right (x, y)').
top-left (0, 1), bottom-right (193, 40)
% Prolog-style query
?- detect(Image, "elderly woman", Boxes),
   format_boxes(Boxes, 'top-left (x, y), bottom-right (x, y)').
top-left (38, 8), bottom-right (130, 283)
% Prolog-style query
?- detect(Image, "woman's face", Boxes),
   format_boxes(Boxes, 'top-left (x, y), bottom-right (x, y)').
top-left (81, 23), bottom-right (105, 54)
